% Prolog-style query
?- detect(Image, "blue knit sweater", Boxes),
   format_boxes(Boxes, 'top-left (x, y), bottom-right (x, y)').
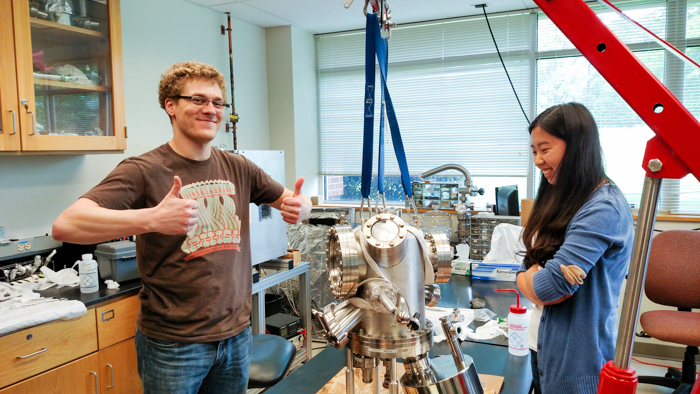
top-left (518, 184), bottom-right (634, 394)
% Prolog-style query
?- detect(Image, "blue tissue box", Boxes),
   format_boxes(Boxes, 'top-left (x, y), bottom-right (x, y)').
top-left (470, 261), bottom-right (520, 281)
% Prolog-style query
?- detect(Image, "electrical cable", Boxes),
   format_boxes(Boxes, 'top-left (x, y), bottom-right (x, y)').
top-left (479, 5), bottom-right (530, 125)
top-left (631, 357), bottom-right (699, 375)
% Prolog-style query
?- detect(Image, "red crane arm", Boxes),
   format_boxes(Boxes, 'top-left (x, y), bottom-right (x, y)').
top-left (534, 0), bottom-right (700, 180)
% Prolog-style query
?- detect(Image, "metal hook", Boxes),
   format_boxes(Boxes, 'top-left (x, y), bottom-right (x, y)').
top-left (406, 195), bottom-right (420, 226)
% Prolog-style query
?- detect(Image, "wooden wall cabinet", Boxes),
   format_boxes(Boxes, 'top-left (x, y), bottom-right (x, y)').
top-left (0, 0), bottom-right (125, 153)
top-left (0, 295), bottom-right (142, 393)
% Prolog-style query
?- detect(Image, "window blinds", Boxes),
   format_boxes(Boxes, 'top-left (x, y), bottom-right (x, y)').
top-left (317, 12), bottom-right (534, 178)
top-left (537, 0), bottom-right (700, 211)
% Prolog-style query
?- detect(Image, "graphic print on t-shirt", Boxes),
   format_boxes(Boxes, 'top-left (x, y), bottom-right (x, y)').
top-left (179, 179), bottom-right (242, 261)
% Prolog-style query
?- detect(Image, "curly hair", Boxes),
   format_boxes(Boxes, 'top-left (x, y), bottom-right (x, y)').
top-left (158, 61), bottom-right (226, 110)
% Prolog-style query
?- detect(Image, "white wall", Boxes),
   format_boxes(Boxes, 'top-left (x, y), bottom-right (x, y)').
top-left (266, 26), bottom-right (295, 189)
top-left (291, 27), bottom-right (321, 197)
top-left (0, 0), bottom-right (271, 240)
top-left (266, 26), bottom-right (320, 195)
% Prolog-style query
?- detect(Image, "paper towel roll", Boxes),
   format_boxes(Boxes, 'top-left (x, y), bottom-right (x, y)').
top-left (520, 198), bottom-right (535, 227)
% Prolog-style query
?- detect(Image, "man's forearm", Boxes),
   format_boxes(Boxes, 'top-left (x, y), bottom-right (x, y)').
top-left (52, 199), bottom-right (153, 245)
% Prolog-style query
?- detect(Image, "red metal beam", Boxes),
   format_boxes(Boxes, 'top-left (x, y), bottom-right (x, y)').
top-left (534, 0), bottom-right (700, 180)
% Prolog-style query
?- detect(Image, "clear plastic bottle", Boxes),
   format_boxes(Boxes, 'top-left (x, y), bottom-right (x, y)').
top-left (79, 253), bottom-right (99, 293)
top-left (496, 288), bottom-right (528, 356)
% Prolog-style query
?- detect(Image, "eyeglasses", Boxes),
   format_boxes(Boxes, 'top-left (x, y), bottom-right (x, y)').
top-left (175, 95), bottom-right (230, 109)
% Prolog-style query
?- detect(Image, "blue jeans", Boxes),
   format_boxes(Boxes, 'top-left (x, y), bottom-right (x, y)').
top-left (135, 326), bottom-right (252, 394)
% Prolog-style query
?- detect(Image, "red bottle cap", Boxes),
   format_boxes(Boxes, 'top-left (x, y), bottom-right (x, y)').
top-left (495, 289), bottom-right (527, 314)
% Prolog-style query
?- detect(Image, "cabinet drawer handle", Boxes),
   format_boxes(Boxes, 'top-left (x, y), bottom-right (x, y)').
top-left (102, 310), bottom-right (115, 321)
top-left (17, 348), bottom-right (47, 359)
top-left (107, 363), bottom-right (114, 389)
top-left (91, 371), bottom-right (98, 394)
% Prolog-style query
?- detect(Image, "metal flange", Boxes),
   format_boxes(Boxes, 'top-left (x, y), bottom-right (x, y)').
top-left (327, 225), bottom-right (362, 298)
top-left (424, 232), bottom-right (452, 284)
top-left (362, 213), bottom-right (408, 267)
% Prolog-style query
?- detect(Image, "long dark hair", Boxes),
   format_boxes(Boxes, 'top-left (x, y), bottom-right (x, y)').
top-left (522, 103), bottom-right (610, 268)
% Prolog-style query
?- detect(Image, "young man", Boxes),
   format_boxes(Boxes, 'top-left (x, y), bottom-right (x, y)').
top-left (52, 61), bottom-right (311, 394)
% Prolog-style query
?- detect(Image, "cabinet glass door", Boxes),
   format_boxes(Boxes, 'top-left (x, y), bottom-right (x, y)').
top-left (29, 0), bottom-right (113, 137)
top-left (13, 0), bottom-right (125, 152)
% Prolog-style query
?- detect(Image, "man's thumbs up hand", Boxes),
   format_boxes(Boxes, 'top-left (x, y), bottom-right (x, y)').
top-left (152, 176), bottom-right (200, 234)
top-left (281, 177), bottom-right (311, 224)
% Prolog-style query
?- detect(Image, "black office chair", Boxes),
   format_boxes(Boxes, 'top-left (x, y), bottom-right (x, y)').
top-left (638, 230), bottom-right (700, 394)
top-left (248, 334), bottom-right (296, 391)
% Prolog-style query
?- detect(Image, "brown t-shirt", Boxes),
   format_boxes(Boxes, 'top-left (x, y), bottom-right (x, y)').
top-left (83, 143), bottom-right (285, 343)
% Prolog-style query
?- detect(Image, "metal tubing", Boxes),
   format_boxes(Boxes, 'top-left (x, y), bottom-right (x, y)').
top-left (373, 359), bottom-right (381, 394)
top-left (613, 176), bottom-right (662, 370)
top-left (333, 307), bottom-right (363, 334)
top-left (440, 316), bottom-right (468, 372)
top-left (390, 358), bottom-right (399, 394)
top-left (420, 164), bottom-right (472, 188)
top-left (301, 269), bottom-right (312, 360)
top-left (346, 347), bottom-right (354, 394)
top-left (378, 293), bottom-right (397, 314)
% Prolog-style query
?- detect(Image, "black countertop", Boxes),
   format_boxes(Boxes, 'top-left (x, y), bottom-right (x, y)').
top-left (38, 278), bottom-right (142, 307)
top-left (439, 274), bottom-right (535, 347)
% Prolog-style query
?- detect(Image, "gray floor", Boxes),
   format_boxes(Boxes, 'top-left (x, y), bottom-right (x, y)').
top-left (633, 356), bottom-right (685, 394)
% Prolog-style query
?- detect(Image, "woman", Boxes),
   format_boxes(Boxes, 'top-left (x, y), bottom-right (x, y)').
top-left (516, 103), bottom-right (634, 394)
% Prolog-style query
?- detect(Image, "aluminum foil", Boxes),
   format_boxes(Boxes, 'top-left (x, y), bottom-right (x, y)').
top-left (287, 208), bottom-right (354, 339)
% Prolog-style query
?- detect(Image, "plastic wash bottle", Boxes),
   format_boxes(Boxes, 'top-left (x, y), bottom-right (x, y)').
top-left (79, 253), bottom-right (99, 293)
top-left (495, 288), bottom-right (528, 356)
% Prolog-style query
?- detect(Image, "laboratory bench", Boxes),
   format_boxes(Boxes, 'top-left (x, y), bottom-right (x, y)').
top-left (37, 277), bottom-right (143, 306)
top-left (1, 262), bottom-right (313, 392)
top-left (267, 274), bottom-right (534, 394)
top-left (1, 278), bottom-right (143, 393)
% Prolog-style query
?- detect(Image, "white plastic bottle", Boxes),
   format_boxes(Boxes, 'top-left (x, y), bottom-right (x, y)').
top-left (79, 253), bottom-right (99, 293)
top-left (496, 288), bottom-right (529, 356)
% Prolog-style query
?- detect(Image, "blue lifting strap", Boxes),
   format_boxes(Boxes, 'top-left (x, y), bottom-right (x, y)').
top-left (361, 13), bottom-right (412, 201)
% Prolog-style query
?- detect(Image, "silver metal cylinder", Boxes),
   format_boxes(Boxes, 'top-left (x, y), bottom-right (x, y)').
top-left (362, 213), bottom-right (409, 266)
top-left (346, 347), bottom-right (354, 394)
top-left (425, 284), bottom-right (441, 307)
top-left (401, 354), bottom-right (483, 394)
top-left (390, 358), bottom-right (399, 394)
top-left (373, 360), bottom-right (381, 394)
top-left (425, 232), bottom-right (452, 284)
top-left (613, 176), bottom-right (662, 370)
top-left (313, 302), bottom-right (364, 349)
top-left (404, 357), bottom-right (439, 387)
top-left (315, 213), bottom-right (463, 394)
top-left (440, 317), bottom-right (468, 372)
top-left (357, 229), bottom-right (426, 351)
top-left (328, 226), bottom-right (364, 298)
